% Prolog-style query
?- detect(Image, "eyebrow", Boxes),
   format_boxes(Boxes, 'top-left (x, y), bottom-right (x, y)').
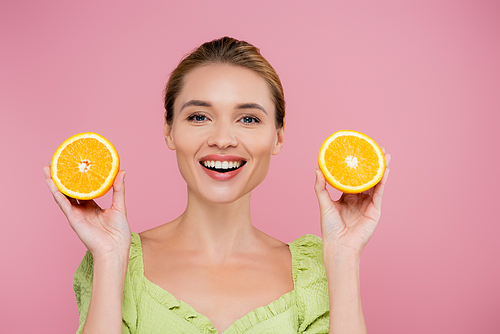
top-left (181, 100), bottom-right (267, 115)
top-left (181, 100), bottom-right (212, 111)
top-left (236, 103), bottom-right (267, 115)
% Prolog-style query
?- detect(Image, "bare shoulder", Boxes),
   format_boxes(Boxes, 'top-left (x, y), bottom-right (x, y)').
top-left (139, 218), bottom-right (180, 242)
top-left (255, 228), bottom-right (290, 251)
top-left (252, 229), bottom-right (292, 269)
top-left (138, 225), bottom-right (162, 242)
top-left (138, 218), bottom-right (182, 257)
top-left (251, 230), bottom-right (294, 293)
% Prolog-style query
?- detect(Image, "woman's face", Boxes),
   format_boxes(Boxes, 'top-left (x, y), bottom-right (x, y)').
top-left (164, 64), bottom-right (284, 204)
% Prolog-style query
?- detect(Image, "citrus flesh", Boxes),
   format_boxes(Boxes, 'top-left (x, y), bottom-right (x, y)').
top-left (51, 132), bottom-right (120, 200)
top-left (318, 130), bottom-right (385, 193)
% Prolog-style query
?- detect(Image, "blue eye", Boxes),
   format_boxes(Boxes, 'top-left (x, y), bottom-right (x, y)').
top-left (240, 116), bottom-right (260, 124)
top-left (188, 113), bottom-right (209, 122)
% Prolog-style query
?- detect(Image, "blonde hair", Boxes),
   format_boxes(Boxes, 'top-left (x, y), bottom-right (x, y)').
top-left (164, 36), bottom-right (285, 129)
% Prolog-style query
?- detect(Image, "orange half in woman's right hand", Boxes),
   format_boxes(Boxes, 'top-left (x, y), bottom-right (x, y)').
top-left (51, 132), bottom-right (120, 200)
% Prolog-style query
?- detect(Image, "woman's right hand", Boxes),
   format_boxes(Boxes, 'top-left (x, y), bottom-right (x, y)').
top-left (43, 166), bottom-right (131, 260)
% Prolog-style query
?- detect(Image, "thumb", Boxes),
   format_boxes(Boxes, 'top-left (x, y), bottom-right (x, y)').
top-left (314, 169), bottom-right (333, 212)
top-left (111, 170), bottom-right (127, 214)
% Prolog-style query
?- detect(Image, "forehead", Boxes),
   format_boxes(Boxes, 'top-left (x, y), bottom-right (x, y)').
top-left (175, 64), bottom-right (273, 111)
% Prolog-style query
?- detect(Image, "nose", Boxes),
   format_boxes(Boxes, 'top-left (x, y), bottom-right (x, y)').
top-left (207, 123), bottom-right (238, 149)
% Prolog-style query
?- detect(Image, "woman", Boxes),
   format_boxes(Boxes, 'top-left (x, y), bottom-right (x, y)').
top-left (44, 37), bottom-right (390, 334)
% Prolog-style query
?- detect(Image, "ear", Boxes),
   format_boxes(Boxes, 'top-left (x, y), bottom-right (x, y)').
top-left (272, 127), bottom-right (284, 155)
top-left (164, 123), bottom-right (176, 150)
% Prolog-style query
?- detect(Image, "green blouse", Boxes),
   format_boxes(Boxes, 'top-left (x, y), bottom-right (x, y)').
top-left (73, 232), bottom-right (329, 333)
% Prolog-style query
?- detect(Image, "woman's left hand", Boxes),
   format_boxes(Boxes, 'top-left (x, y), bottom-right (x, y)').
top-left (314, 152), bottom-right (391, 257)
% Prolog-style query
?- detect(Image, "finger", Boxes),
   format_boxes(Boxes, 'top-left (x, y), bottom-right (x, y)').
top-left (314, 169), bottom-right (333, 211)
top-left (384, 152), bottom-right (391, 167)
top-left (372, 167), bottom-right (390, 210)
top-left (43, 165), bottom-right (74, 216)
top-left (111, 170), bottom-right (127, 214)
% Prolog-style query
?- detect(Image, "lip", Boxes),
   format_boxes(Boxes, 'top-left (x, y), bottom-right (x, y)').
top-left (199, 154), bottom-right (246, 162)
top-left (199, 154), bottom-right (247, 181)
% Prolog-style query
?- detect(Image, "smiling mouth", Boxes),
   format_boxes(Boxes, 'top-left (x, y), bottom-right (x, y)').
top-left (199, 160), bottom-right (247, 173)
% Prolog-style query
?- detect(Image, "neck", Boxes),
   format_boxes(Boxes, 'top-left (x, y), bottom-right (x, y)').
top-left (172, 188), bottom-right (258, 262)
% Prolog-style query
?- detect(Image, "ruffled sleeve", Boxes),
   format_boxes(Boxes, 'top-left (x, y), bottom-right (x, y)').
top-left (290, 234), bottom-right (329, 334)
top-left (72, 233), bottom-right (142, 334)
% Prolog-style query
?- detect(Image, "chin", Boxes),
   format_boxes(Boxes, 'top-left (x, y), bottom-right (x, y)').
top-left (200, 188), bottom-right (250, 205)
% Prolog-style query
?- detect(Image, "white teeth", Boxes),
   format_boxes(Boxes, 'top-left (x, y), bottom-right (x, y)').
top-left (201, 160), bottom-right (244, 170)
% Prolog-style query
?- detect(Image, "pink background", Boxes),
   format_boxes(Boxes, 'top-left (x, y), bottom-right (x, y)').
top-left (1, 0), bottom-right (499, 332)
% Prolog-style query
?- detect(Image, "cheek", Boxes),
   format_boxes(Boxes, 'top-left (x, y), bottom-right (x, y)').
top-left (244, 131), bottom-right (278, 168)
top-left (174, 143), bottom-right (199, 186)
top-left (172, 130), bottom-right (201, 171)
top-left (253, 130), bottom-right (279, 155)
top-left (172, 125), bottom-right (202, 152)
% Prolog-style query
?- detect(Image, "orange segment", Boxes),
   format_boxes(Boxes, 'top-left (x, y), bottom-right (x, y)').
top-left (318, 130), bottom-right (385, 193)
top-left (51, 132), bottom-right (120, 200)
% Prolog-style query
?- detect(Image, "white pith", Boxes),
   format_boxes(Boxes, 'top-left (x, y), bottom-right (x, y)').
top-left (78, 159), bottom-right (91, 172)
top-left (202, 160), bottom-right (243, 169)
top-left (345, 155), bottom-right (359, 169)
